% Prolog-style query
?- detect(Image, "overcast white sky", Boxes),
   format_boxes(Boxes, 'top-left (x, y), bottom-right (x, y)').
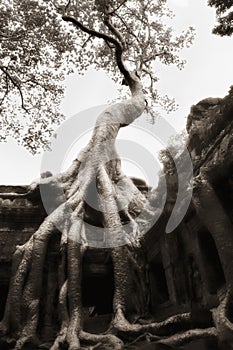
top-left (0, 0), bottom-right (233, 185)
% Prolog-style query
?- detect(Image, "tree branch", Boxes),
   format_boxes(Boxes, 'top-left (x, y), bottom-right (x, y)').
top-left (106, 41), bottom-right (115, 50)
top-left (141, 51), bottom-right (167, 66)
top-left (142, 67), bottom-right (154, 92)
top-left (62, 15), bottom-right (132, 86)
top-left (104, 15), bottom-right (126, 50)
top-left (0, 73), bottom-right (9, 107)
top-left (108, 0), bottom-right (129, 15)
top-left (65, 0), bottom-right (71, 12)
top-left (62, 15), bottom-right (121, 49)
top-left (81, 34), bottom-right (93, 49)
top-left (114, 13), bottom-right (141, 46)
top-left (0, 33), bottom-right (24, 40)
top-left (124, 5), bottom-right (148, 26)
top-left (0, 66), bottom-right (28, 111)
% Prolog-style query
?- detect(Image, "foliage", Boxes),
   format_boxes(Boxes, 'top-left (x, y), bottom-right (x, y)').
top-left (0, 0), bottom-right (77, 152)
top-left (209, 0), bottom-right (233, 36)
top-left (159, 130), bottom-right (188, 175)
top-left (0, 0), bottom-right (195, 152)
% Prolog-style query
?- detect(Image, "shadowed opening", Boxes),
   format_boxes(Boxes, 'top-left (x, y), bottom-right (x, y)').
top-left (198, 230), bottom-right (226, 294)
top-left (149, 252), bottom-right (169, 313)
top-left (82, 249), bottom-right (114, 316)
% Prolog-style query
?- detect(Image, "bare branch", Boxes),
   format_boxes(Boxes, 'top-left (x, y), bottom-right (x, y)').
top-left (62, 15), bottom-right (121, 49)
top-left (114, 13), bottom-right (141, 46)
top-left (0, 75), bottom-right (9, 107)
top-left (0, 66), bottom-right (28, 112)
top-left (106, 41), bottom-right (115, 50)
top-left (103, 15), bottom-right (126, 50)
top-left (142, 67), bottom-right (154, 91)
top-left (0, 32), bottom-right (24, 40)
top-left (124, 5), bottom-right (148, 26)
top-left (142, 51), bottom-right (167, 64)
top-left (62, 15), bottom-right (132, 86)
top-left (108, 0), bottom-right (129, 15)
top-left (81, 34), bottom-right (93, 49)
top-left (65, 0), bottom-right (71, 12)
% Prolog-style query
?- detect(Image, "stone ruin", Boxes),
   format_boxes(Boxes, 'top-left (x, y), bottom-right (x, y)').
top-left (0, 88), bottom-right (232, 348)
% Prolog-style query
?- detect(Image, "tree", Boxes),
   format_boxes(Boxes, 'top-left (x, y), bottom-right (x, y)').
top-left (209, 0), bottom-right (233, 36)
top-left (0, 1), bottom-right (210, 349)
top-left (0, 0), bottom-right (77, 152)
top-left (0, 0), bottom-right (194, 152)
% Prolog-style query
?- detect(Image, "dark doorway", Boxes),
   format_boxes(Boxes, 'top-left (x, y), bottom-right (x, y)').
top-left (0, 283), bottom-right (9, 321)
top-left (0, 262), bottom-right (11, 321)
top-left (213, 170), bottom-right (233, 223)
top-left (149, 252), bottom-right (169, 312)
top-left (82, 251), bottom-right (114, 315)
top-left (198, 230), bottom-right (225, 294)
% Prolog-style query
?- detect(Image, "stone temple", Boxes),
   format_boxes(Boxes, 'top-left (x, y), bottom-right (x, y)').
top-left (0, 89), bottom-right (233, 348)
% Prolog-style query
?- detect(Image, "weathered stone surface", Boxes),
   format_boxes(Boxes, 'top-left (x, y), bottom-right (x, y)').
top-left (143, 87), bottom-right (233, 319)
top-left (0, 88), bottom-right (232, 347)
top-left (0, 186), bottom-right (46, 262)
top-left (187, 88), bottom-right (233, 179)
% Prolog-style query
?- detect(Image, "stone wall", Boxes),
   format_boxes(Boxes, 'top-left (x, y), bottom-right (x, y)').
top-left (143, 87), bottom-right (233, 319)
top-left (0, 186), bottom-right (46, 318)
top-left (0, 88), bottom-right (232, 323)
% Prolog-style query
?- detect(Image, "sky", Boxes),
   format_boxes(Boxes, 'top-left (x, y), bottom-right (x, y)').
top-left (0, 0), bottom-right (233, 185)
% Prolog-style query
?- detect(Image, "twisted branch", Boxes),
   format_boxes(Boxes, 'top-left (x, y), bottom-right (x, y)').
top-left (0, 65), bottom-right (28, 111)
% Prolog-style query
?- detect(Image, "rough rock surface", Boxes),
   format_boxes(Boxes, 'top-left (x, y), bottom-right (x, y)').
top-left (0, 87), bottom-right (233, 348)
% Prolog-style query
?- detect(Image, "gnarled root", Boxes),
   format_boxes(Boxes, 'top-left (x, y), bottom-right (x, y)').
top-left (212, 289), bottom-right (233, 349)
top-left (0, 144), bottom-right (152, 350)
top-left (1, 104), bottom-right (233, 349)
top-left (156, 327), bottom-right (218, 347)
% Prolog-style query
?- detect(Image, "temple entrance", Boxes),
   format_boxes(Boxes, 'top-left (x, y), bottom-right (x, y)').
top-left (198, 230), bottom-right (225, 294)
top-left (82, 249), bottom-right (114, 316)
top-left (149, 252), bottom-right (169, 313)
top-left (0, 283), bottom-right (8, 321)
top-left (0, 262), bottom-right (11, 321)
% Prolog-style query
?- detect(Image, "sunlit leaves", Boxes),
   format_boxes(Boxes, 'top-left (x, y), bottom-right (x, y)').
top-left (0, 0), bottom-right (77, 152)
top-left (61, 0), bottom-right (195, 116)
top-left (208, 0), bottom-right (233, 36)
top-left (0, 0), bottom-right (195, 152)
top-left (209, 0), bottom-right (233, 14)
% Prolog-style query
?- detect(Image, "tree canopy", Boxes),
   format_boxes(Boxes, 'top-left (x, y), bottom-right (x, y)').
top-left (0, 0), bottom-right (194, 152)
top-left (209, 0), bottom-right (233, 36)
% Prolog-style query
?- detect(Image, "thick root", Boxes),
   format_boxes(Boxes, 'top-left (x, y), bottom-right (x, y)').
top-left (50, 327), bottom-right (68, 350)
top-left (51, 328), bottom-right (124, 350)
top-left (156, 327), bottom-right (218, 347)
top-left (3, 139), bottom-right (233, 350)
top-left (80, 330), bottom-right (124, 350)
top-left (213, 290), bottom-right (233, 348)
top-left (111, 308), bottom-right (192, 335)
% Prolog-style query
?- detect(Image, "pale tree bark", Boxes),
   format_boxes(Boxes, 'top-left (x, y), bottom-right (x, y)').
top-left (0, 69), bottom-right (195, 349)
top-left (0, 8), bottom-right (231, 350)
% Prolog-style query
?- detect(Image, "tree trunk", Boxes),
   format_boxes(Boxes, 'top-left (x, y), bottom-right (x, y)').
top-left (1, 73), bottom-right (232, 348)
